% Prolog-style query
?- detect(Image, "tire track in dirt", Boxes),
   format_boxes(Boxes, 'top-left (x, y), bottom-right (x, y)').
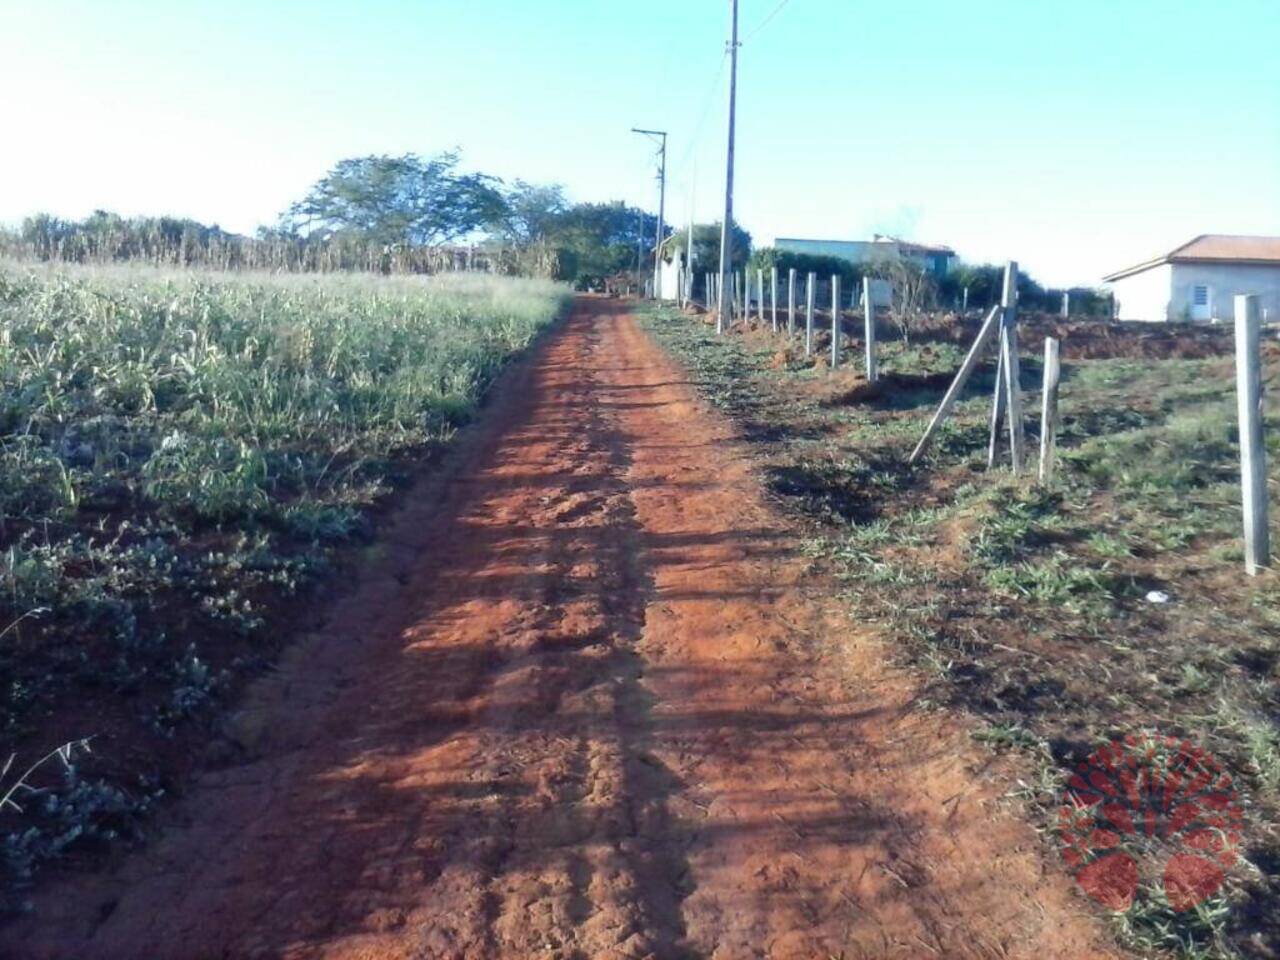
top-left (1, 299), bottom-right (1116, 959)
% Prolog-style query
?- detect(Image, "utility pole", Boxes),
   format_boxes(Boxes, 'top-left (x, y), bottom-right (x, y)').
top-left (632, 128), bottom-right (668, 299)
top-left (716, 0), bottom-right (740, 333)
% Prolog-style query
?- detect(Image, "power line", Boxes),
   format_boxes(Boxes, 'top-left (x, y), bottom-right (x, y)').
top-left (673, 50), bottom-right (729, 186)
top-left (743, 0), bottom-right (794, 44)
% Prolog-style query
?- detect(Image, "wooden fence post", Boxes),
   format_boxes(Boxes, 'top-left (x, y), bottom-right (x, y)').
top-left (788, 268), bottom-right (797, 335)
top-left (1236, 294), bottom-right (1270, 574)
top-left (805, 272), bottom-right (816, 358)
top-left (1039, 337), bottom-right (1061, 482)
top-left (909, 306), bottom-right (1003, 464)
top-left (831, 275), bottom-right (842, 368)
top-left (863, 276), bottom-right (879, 383)
top-left (771, 266), bottom-right (779, 332)
top-left (1000, 262), bottom-right (1027, 473)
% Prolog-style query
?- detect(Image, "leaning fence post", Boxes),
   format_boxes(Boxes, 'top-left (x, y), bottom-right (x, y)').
top-left (831, 275), bottom-right (842, 368)
top-left (1236, 294), bottom-right (1270, 574)
top-left (863, 276), bottom-right (879, 383)
top-left (1000, 261), bottom-right (1027, 474)
top-left (1039, 337), bottom-right (1061, 482)
top-left (805, 272), bottom-right (816, 358)
top-left (910, 306), bottom-right (1003, 464)
top-left (771, 266), bottom-right (779, 332)
top-left (788, 268), bottom-right (797, 335)
top-left (987, 345), bottom-right (1006, 469)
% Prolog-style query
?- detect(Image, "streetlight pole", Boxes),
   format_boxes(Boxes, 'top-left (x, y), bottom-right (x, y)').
top-left (631, 128), bottom-right (668, 299)
top-left (717, 0), bottom-right (739, 333)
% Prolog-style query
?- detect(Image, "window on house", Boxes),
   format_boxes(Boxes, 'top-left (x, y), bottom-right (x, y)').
top-left (1193, 285), bottom-right (1209, 306)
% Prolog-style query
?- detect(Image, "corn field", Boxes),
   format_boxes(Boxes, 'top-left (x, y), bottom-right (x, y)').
top-left (0, 260), bottom-right (567, 778)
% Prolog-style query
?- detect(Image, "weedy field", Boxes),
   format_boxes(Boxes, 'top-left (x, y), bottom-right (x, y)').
top-left (643, 304), bottom-right (1280, 960)
top-left (0, 263), bottom-right (568, 904)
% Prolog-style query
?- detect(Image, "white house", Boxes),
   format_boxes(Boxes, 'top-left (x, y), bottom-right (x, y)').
top-left (1104, 235), bottom-right (1280, 323)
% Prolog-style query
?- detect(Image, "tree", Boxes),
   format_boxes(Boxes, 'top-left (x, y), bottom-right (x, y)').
top-left (870, 256), bottom-right (936, 345)
top-left (285, 151), bottom-right (507, 245)
top-left (500, 181), bottom-right (569, 245)
top-left (549, 201), bottom-right (665, 287)
top-left (663, 222), bottom-right (752, 273)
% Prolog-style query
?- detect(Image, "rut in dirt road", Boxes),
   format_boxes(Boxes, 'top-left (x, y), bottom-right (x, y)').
top-left (3, 299), bottom-right (1114, 959)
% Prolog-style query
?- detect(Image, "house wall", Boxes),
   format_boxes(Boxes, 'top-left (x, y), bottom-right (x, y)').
top-left (1110, 264), bottom-right (1173, 322)
top-left (1110, 262), bottom-right (1280, 323)
top-left (1168, 263), bottom-right (1280, 323)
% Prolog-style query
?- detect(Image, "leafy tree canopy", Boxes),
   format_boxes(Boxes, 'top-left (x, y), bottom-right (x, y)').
top-left (285, 151), bottom-right (507, 246)
top-left (665, 223), bottom-right (753, 272)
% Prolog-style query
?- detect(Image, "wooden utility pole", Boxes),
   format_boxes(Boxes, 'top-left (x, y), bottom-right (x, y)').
top-left (1039, 337), bottom-right (1061, 482)
top-left (1235, 294), bottom-right (1270, 574)
top-left (716, 0), bottom-right (740, 334)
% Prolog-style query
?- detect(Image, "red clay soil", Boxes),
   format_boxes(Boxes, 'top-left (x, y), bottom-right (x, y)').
top-left (2, 299), bottom-right (1117, 959)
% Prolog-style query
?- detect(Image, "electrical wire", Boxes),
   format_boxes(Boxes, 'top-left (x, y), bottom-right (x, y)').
top-left (742, 0), bottom-right (794, 45)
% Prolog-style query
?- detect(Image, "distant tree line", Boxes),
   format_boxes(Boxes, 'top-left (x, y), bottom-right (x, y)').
top-left (0, 149), bottom-right (1110, 311)
top-left (0, 151), bottom-right (677, 288)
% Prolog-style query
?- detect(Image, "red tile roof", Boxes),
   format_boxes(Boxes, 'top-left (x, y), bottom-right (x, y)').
top-left (1105, 235), bottom-right (1280, 281)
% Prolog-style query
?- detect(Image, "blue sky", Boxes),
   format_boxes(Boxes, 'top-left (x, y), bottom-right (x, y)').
top-left (1, 0), bottom-right (1277, 286)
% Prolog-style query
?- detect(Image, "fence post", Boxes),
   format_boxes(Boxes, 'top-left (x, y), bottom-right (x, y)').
top-left (909, 306), bottom-right (1003, 464)
top-left (1000, 261), bottom-right (1027, 473)
top-left (863, 276), bottom-right (879, 383)
top-left (771, 266), bottom-right (779, 332)
top-left (757, 269), bottom-right (765, 325)
top-left (805, 272), bottom-right (816, 358)
top-left (987, 345), bottom-right (1006, 469)
top-left (1038, 337), bottom-right (1061, 482)
top-left (788, 268), bottom-right (797, 335)
top-left (1236, 294), bottom-right (1270, 575)
top-left (963, 286), bottom-right (970, 313)
top-left (831, 276), bottom-right (842, 367)
top-left (1061, 291), bottom-right (1070, 318)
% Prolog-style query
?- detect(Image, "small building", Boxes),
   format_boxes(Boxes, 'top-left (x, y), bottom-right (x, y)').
top-left (1103, 235), bottom-right (1280, 323)
top-left (774, 235), bottom-right (957, 278)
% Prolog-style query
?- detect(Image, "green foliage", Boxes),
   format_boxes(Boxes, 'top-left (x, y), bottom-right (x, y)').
top-left (664, 222), bottom-right (753, 274)
top-left (285, 151), bottom-right (507, 246)
top-left (747, 247), bottom-right (859, 287)
top-left (0, 262), bottom-right (568, 753)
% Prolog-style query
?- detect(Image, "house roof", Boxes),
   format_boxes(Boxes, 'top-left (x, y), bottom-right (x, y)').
top-left (1104, 235), bottom-right (1280, 282)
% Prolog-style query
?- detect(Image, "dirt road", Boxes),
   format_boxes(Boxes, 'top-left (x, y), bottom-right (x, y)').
top-left (4, 300), bottom-right (1114, 959)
